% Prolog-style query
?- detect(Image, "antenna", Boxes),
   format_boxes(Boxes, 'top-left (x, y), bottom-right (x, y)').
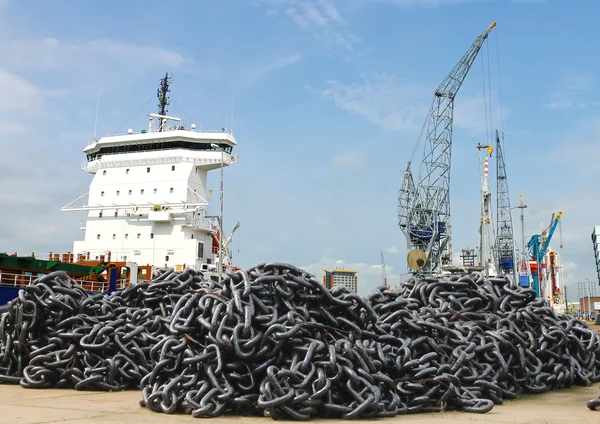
top-left (231, 95), bottom-right (235, 136)
top-left (157, 73), bottom-right (172, 131)
top-left (93, 94), bottom-right (100, 139)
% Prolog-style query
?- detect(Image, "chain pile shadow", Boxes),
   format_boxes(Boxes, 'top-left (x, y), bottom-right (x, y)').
top-left (1, 263), bottom-right (600, 420)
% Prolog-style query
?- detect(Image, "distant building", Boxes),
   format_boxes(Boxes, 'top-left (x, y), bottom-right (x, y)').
top-left (592, 226), bottom-right (600, 284)
top-left (323, 269), bottom-right (358, 293)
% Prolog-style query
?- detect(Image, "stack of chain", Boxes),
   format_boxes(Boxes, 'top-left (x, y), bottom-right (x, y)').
top-left (1, 263), bottom-right (600, 420)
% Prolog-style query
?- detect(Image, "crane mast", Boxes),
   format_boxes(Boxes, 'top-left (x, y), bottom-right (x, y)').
top-left (495, 130), bottom-right (516, 278)
top-left (398, 21), bottom-right (496, 276)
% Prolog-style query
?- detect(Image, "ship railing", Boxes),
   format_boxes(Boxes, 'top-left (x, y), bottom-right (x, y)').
top-left (0, 271), bottom-right (129, 293)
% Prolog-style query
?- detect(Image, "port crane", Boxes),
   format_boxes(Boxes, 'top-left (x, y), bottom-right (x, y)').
top-left (527, 212), bottom-right (563, 298)
top-left (380, 251), bottom-right (388, 287)
top-left (398, 22), bottom-right (496, 276)
top-left (495, 130), bottom-right (516, 278)
top-left (476, 144), bottom-right (496, 277)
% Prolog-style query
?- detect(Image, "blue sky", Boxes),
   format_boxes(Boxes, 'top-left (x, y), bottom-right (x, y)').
top-left (0, 0), bottom-right (598, 297)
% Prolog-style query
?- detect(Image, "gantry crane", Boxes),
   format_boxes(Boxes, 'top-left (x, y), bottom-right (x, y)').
top-left (495, 130), bottom-right (516, 278)
top-left (398, 21), bottom-right (496, 276)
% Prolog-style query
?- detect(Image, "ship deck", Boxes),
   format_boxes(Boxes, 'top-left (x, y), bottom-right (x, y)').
top-left (1, 383), bottom-right (599, 423)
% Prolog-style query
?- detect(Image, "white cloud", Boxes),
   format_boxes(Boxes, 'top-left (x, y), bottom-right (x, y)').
top-left (454, 91), bottom-right (510, 136)
top-left (256, 0), bottom-right (359, 50)
top-left (245, 53), bottom-right (302, 83)
top-left (301, 256), bottom-right (401, 295)
top-left (0, 38), bottom-right (188, 72)
top-left (0, 70), bottom-right (44, 111)
top-left (383, 245), bottom-right (400, 254)
top-left (322, 75), bottom-right (430, 132)
top-left (543, 72), bottom-right (596, 110)
top-left (332, 150), bottom-right (366, 170)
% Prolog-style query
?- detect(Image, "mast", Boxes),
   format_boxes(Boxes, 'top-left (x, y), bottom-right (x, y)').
top-left (157, 73), bottom-right (172, 131)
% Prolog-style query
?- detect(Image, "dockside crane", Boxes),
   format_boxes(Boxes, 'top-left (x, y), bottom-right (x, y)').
top-left (527, 212), bottom-right (563, 299)
top-left (398, 21), bottom-right (496, 276)
top-left (495, 130), bottom-right (516, 278)
top-left (380, 251), bottom-right (388, 287)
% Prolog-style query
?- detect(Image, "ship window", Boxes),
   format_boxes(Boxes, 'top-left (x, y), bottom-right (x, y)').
top-left (103, 170), bottom-right (106, 176)
top-left (172, 165), bottom-right (175, 171)
top-left (165, 255), bottom-right (169, 261)
top-left (197, 242), bottom-right (204, 258)
top-left (128, 190), bottom-right (132, 195)
top-left (112, 234), bottom-right (116, 239)
top-left (141, 189), bottom-right (144, 195)
top-left (153, 188), bottom-right (157, 194)
top-left (114, 211), bottom-right (118, 217)
top-left (150, 233), bottom-right (154, 239)
top-left (147, 167), bottom-right (150, 173)
top-left (99, 211), bottom-right (103, 218)
top-left (97, 234), bottom-right (101, 240)
top-left (170, 187), bottom-right (174, 193)
top-left (101, 191), bottom-right (104, 196)
top-left (137, 233), bottom-right (141, 239)
top-left (191, 234), bottom-right (194, 239)
top-left (125, 234), bottom-right (129, 239)
top-left (116, 190), bottom-right (120, 196)
top-left (126, 169), bottom-right (130, 174)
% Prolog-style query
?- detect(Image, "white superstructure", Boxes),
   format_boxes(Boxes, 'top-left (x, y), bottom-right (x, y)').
top-left (62, 79), bottom-right (238, 274)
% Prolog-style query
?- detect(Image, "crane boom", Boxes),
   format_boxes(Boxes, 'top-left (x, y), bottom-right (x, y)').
top-left (398, 21), bottom-right (496, 276)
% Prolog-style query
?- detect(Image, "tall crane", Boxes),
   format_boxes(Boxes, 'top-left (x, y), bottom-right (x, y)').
top-left (398, 21), bottom-right (496, 276)
top-left (380, 251), bottom-right (388, 287)
top-left (495, 130), bottom-right (516, 278)
top-left (476, 144), bottom-right (496, 276)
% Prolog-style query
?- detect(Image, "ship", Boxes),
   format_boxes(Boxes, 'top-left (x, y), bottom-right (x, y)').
top-left (0, 73), bottom-right (240, 304)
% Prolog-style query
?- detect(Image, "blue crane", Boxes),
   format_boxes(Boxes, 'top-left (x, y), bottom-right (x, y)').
top-left (526, 211), bottom-right (563, 298)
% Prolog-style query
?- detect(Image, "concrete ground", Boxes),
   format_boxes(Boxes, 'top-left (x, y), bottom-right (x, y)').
top-left (1, 384), bottom-right (600, 424)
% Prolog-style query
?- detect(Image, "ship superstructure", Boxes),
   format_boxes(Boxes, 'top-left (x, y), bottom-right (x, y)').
top-left (62, 74), bottom-right (238, 273)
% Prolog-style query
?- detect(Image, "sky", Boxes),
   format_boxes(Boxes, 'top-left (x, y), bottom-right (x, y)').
top-left (0, 0), bottom-right (598, 297)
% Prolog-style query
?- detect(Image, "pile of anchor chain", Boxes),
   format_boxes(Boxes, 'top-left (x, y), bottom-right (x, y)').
top-left (0, 268), bottom-right (212, 389)
top-left (1, 263), bottom-right (600, 420)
